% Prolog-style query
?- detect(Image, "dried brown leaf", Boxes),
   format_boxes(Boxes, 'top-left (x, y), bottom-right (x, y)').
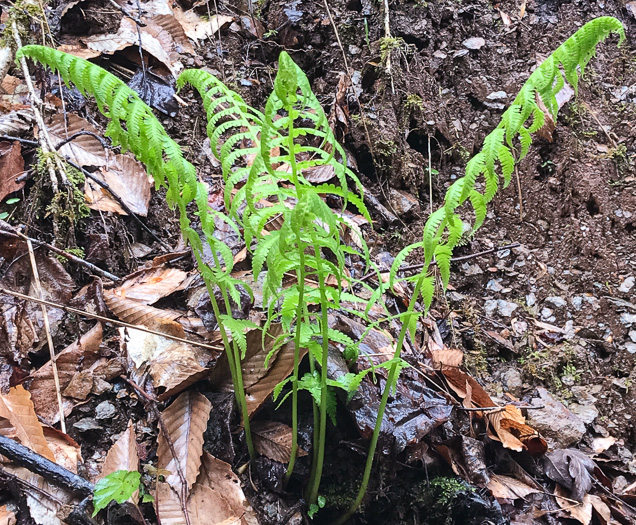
top-left (28, 323), bottom-right (103, 425)
top-left (100, 420), bottom-right (139, 503)
top-left (85, 154), bottom-right (152, 216)
top-left (45, 114), bottom-right (106, 168)
top-left (252, 421), bottom-right (308, 463)
top-left (431, 348), bottom-right (463, 368)
top-left (487, 474), bottom-right (541, 501)
top-left (555, 484), bottom-right (592, 525)
top-left (107, 266), bottom-right (189, 305)
top-left (157, 391), bottom-right (212, 493)
top-left (172, 9), bottom-right (233, 41)
top-left (545, 449), bottom-right (595, 502)
top-left (0, 141), bottom-right (25, 201)
top-left (210, 325), bottom-right (306, 417)
top-left (0, 386), bottom-right (55, 461)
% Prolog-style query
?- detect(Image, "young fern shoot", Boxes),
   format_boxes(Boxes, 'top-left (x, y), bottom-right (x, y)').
top-left (16, 45), bottom-right (258, 460)
top-left (337, 15), bottom-right (625, 524)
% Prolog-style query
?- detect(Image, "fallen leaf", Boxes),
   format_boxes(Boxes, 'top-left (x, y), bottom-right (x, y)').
top-left (555, 484), bottom-right (593, 525)
top-left (431, 348), bottom-right (463, 368)
top-left (0, 386), bottom-right (55, 461)
top-left (545, 449), bottom-right (595, 502)
top-left (157, 391), bottom-right (211, 493)
top-left (252, 421), bottom-right (308, 463)
top-left (0, 141), bottom-right (25, 201)
top-left (591, 436), bottom-right (616, 454)
top-left (100, 420), bottom-right (139, 502)
top-left (107, 266), bottom-right (189, 305)
top-left (44, 114), bottom-right (107, 168)
top-left (210, 325), bottom-right (306, 417)
top-left (487, 474), bottom-right (541, 500)
top-left (28, 323), bottom-right (103, 425)
top-left (173, 10), bottom-right (233, 41)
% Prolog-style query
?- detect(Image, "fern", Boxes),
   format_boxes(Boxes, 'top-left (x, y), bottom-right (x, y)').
top-left (16, 44), bottom-right (258, 460)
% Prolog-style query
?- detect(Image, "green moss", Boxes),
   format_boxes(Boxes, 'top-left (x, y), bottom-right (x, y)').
top-left (1, 0), bottom-right (44, 48)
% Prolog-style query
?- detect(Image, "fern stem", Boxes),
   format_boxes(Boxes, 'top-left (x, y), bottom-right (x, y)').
top-left (307, 239), bottom-right (332, 505)
top-left (285, 235), bottom-right (306, 483)
top-left (336, 276), bottom-right (424, 524)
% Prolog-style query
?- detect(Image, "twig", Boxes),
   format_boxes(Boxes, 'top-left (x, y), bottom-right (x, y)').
top-left (458, 405), bottom-right (544, 412)
top-left (428, 135), bottom-right (433, 216)
top-left (0, 287), bottom-right (224, 352)
top-left (382, 0), bottom-right (395, 95)
top-left (582, 101), bottom-right (617, 149)
top-left (120, 376), bottom-right (192, 525)
top-left (64, 158), bottom-right (171, 251)
top-left (0, 434), bottom-right (94, 496)
top-left (358, 242), bottom-right (521, 283)
top-left (515, 165), bottom-right (524, 221)
top-left (0, 134), bottom-right (39, 146)
top-left (54, 131), bottom-right (114, 152)
top-left (12, 22), bottom-right (65, 193)
top-left (0, 224), bottom-right (121, 281)
top-left (105, 0), bottom-right (146, 26)
top-left (25, 239), bottom-right (66, 433)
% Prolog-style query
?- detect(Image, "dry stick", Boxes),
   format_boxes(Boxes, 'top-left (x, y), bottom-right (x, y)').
top-left (0, 434), bottom-right (94, 496)
top-left (105, 0), bottom-right (146, 26)
top-left (582, 101), bottom-right (617, 149)
top-left (358, 242), bottom-right (521, 283)
top-left (25, 239), bottom-right (66, 433)
top-left (0, 287), bottom-right (224, 352)
top-left (64, 158), bottom-right (171, 251)
top-left (514, 166), bottom-right (524, 221)
top-left (383, 0), bottom-right (395, 95)
top-left (12, 22), bottom-right (64, 193)
top-left (120, 376), bottom-right (192, 525)
top-left (0, 227), bottom-right (121, 282)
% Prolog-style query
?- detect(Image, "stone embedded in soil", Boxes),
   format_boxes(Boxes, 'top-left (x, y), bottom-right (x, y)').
top-left (526, 293), bottom-right (536, 307)
top-left (485, 299), bottom-right (518, 317)
top-left (463, 37), bottom-right (486, 49)
top-left (95, 400), bottom-right (116, 420)
top-left (500, 368), bottom-right (523, 397)
top-left (487, 91), bottom-right (507, 100)
top-left (618, 276), bottom-right (635, 293)
top-left (569, 403), bottom-right (599, 425)
top-left (545, 296), bottom-right (567, 309)
top-left (73, 417), bottom-right (102, 433)
top-left (625, 343), bottom-right (636, 354)
top-left (629, 330), bottom-right (636, 343)
top-left (620, 313), bottom-right (636, 326)
top-left (463, 263), bottom-right (483, 275)
top-left (388, 188), bottom-right (420, 217)
top-left (527, 388), bottom-right (586, 448)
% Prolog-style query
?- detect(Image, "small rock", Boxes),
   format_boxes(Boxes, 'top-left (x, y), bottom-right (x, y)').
top-left (486, 279), bottom-right (503, 292)
top-left (620, 313), bottom-right (636, 326)
top-left (433, 50), bottom-right (447, 59)
top-left (541, 307), bottom-right (553, 320)
top-left (484, 299), bottom-right (498, 316)
top-left (501, 368), bottom-right (523, 396)
top-left (618, 276), bottom-right (634, 293)
top-left (497, 300), bottom-right (518, 317)
top-left (527, 388), bottom-right (586, 448)
top-left (487, 91), bottom-right (507, 100)
top-left (526, 293), bottom-right (536, 307)
top-left (569, 403), bottom-right (599, 425)
top-left (463, 263), bottom-right (483, 276)
top-left (626, 343), bottom-right (636, 354)
top-left (73, 418), bottom-right (102, 433)
top-left (95, 401), bottom-right (116, 420)
top-left (348, 44), bottom-right (361, 55)
top-left (463, 37), bottom-right (486, 50)
top-left (388, 189), bottom-right (419, 217)
top-left (571, 296), bottom-right (583, 310)
top-left (571, 386), bottom-right (597, 405)
top-left (630, 330), bottom-right (636, 343)
top-left (545, 296), bottom-right (567, 308)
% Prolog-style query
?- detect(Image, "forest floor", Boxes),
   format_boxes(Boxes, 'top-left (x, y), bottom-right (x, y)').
top-left (0, 0), bottom-right (635, 524)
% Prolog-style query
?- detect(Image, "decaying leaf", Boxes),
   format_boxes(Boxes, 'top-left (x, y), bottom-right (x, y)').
top-left (210, 325), bottom-right (306, 417)
top-left (107, 266), bottom-right (190, 305)
top-left (44, 113), bottom-right (152, 216)
top-left (28, 323), bottom-right (103, 425)
top-left (157, 391), bottom-right (212, 493)
top-left (0, 385), bottom-right (55, 461)
top-left (156, 451), bottom-right (256, 525)
top-left (100, 421), bottom-right (140, 503)
top-left (252, 421), bottom-right (308, 463)
top-left (442, 367), bottom-right (546, 454)
top-left (431, 347), bottom-right (464, 368)
top-left (173, 10), bottom-right (233, 41)
top-left (554, 484), bottom-right (593, 524)
top-left (487, 474), bottom-right (541, 501)
top-left (545, 448), bottom-right (596, 502)
top-left (0, 141), bottom-right (25, 201)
